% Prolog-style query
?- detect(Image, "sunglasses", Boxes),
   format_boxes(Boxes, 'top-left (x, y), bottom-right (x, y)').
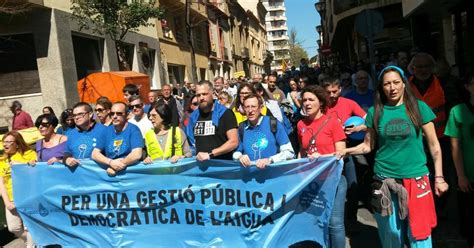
top-left (110, 112), bottom-right (126, 117)
top-left (130, 103), bottom-right (143, 109)
top-left (37, 122), bottom-right (51, 128)
top-left (191, 102), bottom-right (199, 106)
top-left (95, 108), bottom-right (106, 113)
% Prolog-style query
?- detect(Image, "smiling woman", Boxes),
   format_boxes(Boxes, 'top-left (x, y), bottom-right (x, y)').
top-left (0, 131), bottom-right (37, 247)
top-left (34, 114), bottom-right (67, 164)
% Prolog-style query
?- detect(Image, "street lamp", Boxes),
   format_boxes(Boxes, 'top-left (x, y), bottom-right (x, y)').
top-left (315, 25), bottom-right (322, 33)
top-left (314, 1), bottom-right (325, 15)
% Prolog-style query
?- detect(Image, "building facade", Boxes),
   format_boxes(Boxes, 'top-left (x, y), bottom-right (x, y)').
top-left (0, 1), bottom-right (163, 130)
top-left (157, 0), bottom-right (210, 84)
top-left (317, 0), bottom-right (473, 77)
top-left (262, 0), bottom-right (290, 73)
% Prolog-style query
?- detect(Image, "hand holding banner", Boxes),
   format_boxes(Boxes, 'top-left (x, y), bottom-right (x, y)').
top-left (12, 158), bottom-right (342, 247)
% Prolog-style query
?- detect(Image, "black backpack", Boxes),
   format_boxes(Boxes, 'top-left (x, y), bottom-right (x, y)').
top-left (238, 116), bottom-right (278, 142)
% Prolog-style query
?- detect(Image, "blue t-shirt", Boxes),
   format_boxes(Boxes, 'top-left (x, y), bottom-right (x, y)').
top-left (345, 89), bottom-right (375, 111)
top-left (65, 123), bottom-right (106, 159)
top-left (96, 123), bottom-right (144, 159)
top-left (236, 116), bottom-right (289, 161)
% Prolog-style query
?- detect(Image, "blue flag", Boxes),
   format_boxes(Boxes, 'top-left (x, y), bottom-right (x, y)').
top-left (12, 157), bottom-right (342, 247)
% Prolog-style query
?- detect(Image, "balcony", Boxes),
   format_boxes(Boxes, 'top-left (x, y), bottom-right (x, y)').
top-left (268, 35), bottom-right (289, 41)
top-left (267, 15), bottom-right (287, 21)
top-left (272, 44), bottom-right (290, 50)
top-left (267, 4), bottom-right (285, 11)
top-left (266, 24), bottom-right (288, 32)
top-left (334, 0), bottom-right (378, 15)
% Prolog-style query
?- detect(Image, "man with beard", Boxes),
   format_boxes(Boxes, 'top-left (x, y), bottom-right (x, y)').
top-left (157, 84), bottom-right (183, 127)
top-left (185, 80), bottom-right (238, 160)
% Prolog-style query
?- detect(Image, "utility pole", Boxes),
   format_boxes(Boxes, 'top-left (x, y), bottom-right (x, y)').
top-left (185, 0), bottom-right (198, 83)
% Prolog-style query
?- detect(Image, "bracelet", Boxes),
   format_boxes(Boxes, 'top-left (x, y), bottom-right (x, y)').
top-left (435, 181), bottom-right (446, 184)
top-left (434, 176), bottom-right (444, 179)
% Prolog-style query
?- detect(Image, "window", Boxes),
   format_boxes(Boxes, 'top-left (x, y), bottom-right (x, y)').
top-left (195, 26), bottom-right (204, 50)
top-left (174, 17), bottom-right (184, 43)
top-left (0, 33), bottom-right (40, 97)
top-left (168, 65), bottom-right (184, 84)
top-left (116, 42), bottom-right (134, 71)
top-left (71, 34), bottom-right (103, 79)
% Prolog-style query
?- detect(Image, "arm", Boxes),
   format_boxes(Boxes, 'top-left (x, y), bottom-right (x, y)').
top-left (345, 128), bottom-right (375, 155)
top-left (422, 122), bottom-right (448, 196)
top-left (91, 148), bottom-right (126, 172)
top-left (268, 142), bottom-right (295, 163)
top-left (450, 137), bottom-right (472, 192)
top-left (212, 128), bottom-right (239, 157)
top-left (120, 148), bottom-right (143, 166)
top-left (196, 128), bottom-right (239, 161)
top-left (0, 177), bottom-right (14, 211)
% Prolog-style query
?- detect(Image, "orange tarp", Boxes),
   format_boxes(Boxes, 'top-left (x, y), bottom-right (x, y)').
top-left (77, 71), bottom-right (150, 103)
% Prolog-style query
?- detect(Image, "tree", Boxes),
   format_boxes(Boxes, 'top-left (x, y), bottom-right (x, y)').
top-left (0, 0), bottom-right (32, 15)
top-left (71, 0), bottom-right (164, 71)
top-left (288, 28), bottom-right (308, 67)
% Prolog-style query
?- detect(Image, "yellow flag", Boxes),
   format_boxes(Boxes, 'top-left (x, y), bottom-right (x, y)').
top-left (281, 59), bottom-right (287, 71)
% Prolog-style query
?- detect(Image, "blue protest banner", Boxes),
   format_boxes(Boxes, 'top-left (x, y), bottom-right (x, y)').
top-left (12, 157), bottom-right (342, 247)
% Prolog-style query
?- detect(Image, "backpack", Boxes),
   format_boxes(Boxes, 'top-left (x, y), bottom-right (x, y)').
top-left (238, 116), bottom-right (278, 143)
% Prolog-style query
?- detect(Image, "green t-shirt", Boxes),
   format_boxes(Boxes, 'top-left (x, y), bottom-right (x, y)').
top-left (444, 103), bottom-right (474, 182)
top-left (366, 100), bottom-right (435, 178)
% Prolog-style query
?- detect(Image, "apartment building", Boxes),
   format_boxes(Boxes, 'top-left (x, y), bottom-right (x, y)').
top-left (262, 0), bottom-right (290, 73)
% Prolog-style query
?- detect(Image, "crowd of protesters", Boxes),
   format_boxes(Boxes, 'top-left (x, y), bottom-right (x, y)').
top-left (1, 51), bottom-right (473, 248)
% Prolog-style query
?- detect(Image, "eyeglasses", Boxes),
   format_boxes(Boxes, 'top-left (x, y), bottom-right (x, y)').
top-left (95, 108), bottom-right (106, 113)
top-left (72, 112), bottom-right (90, 118)
top-left (191, 102), bottom-right (199, 106)
top-left (130, 103), bottom-right (143, 109)
top-left (2, 140), bottom-right (15, 145)
top-left (148, 114), bottom-right (159, 119)
top-left (37, 122), bottom-right (51, 128)
top-left (240, 92), bottom-right (250, 96)
top-left (110, 112), bottom-right (126, 117)
top-left (218, 97), bottom-right (228, 101)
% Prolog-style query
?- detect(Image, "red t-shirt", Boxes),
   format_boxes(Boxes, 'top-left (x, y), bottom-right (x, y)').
top-left (327, 97), bottom-right (366, 124)
top-left (12, 111), bottom-right (34, 131)
top-left (297, 114), bottom-right (346, 156)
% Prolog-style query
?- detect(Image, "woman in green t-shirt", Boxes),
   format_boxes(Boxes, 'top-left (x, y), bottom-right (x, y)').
top-left (344, 65), bottom-right (448, 247)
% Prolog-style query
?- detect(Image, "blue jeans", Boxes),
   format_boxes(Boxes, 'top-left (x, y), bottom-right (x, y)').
top-left (329, 174), bottom-right (347, 248)
top-left (374, 193), bottom-right (432, 248)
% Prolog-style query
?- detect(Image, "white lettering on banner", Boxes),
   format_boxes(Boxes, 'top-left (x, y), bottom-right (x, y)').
top-left (194, 121), bottom-right (215, 136)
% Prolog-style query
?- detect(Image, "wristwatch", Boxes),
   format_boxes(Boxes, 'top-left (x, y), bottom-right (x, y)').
top-left (208, 152), bottom-right (215, 158)
top-left (269, 157), bottom-right (274, 164)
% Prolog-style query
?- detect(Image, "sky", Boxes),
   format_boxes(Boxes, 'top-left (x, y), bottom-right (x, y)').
top-left (285, 0), bottom-right (321, 59)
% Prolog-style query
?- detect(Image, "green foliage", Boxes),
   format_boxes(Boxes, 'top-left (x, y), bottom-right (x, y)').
top-left (288, 28), bottom-right (308, 67)
top-left (70, 0), bottom-right (164, 41)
